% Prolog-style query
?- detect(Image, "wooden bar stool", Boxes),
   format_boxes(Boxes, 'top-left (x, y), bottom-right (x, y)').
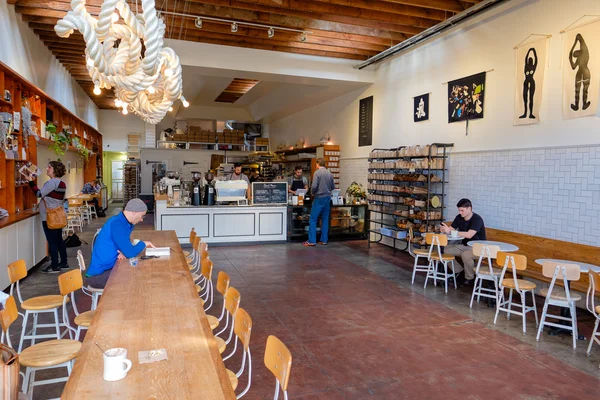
top-left (407, 228), bottom-right (430, 285)
top-left (0, 296), bottom-right (81, 400)
top-left (213, 287), bottom-right (241, 353)
top-left (223, 308), bottom-right (253, 398)
top-left (207, 271), bottom-right (231, 319)
top-left (76, 250), bottom-right (104, 310)
top-left (8, 260), bottom-right (67, 353)
top-left (264, 335), bottom-right (293, 400)
top-left (58, 269), bottom-right (96, 341)
top-left (494, 252), bottom-right (538, 334)
top-left (470, 243), bottom-right (502, 308)
top-left (183, 228), bottom-right (197, 258)
top-left (586, 270), bottom-right (600, 357)
top-left (196, 259), bottom-right (214, 311)
top-left (536, 261), bottom-right (581, 349)
top-left (423, 233), bottom-right (457, 294)
top-left (190, 242), bottom-right (209, 283)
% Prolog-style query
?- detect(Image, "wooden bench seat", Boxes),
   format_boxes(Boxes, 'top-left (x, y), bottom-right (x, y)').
top-left (486, 228), bottom-right (600, 294)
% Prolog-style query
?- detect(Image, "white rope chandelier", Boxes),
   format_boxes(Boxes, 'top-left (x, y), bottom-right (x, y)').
top-left (55, 0), bottom-right (188, 124)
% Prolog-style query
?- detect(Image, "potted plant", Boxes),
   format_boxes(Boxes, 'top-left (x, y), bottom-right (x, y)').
top-left (346, 182), bottom-right (366, 204)
top-left (49, 129), bottom-right (70, 157)
top-left (72, 137), bottom-right (90, 161)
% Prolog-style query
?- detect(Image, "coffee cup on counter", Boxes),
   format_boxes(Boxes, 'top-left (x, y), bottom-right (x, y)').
top-left (450, 230), bottom-right (459, 238)
top-left (103, 348), bottom-right (132, 381)
top-left (292, 196), bottom-right (298, 206)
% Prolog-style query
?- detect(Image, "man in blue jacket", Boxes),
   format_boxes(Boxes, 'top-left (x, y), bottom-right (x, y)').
top-left (84, 198), bottom-right (155, 289)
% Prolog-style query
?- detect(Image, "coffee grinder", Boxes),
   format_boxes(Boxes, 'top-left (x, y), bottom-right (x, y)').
top-left (191, 171), bottom-right (202, 206)
top-left (203, 171), bottom-right (215, 205)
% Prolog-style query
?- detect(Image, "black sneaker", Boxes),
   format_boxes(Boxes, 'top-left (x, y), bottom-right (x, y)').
top-left (60, 264), bottom-right (70, 269)
top-left (41, 266), bottom-right (60, 273)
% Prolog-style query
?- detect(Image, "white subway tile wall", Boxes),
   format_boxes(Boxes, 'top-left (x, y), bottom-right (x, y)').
top-left (447, 146), bottom-right (600, 247)
top-left (340, 158), bottom-right (369, 194)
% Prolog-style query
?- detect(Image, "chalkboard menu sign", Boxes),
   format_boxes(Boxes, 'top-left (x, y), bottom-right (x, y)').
top-left (359, 96), bottom-right (373, 147)
top-left (252, 182), bottom-right (288, 205)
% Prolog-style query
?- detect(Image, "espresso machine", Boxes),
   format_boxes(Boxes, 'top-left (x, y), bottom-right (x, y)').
top-left (203, 171), bottom-right (215, 206)
top-left (191, 171), bottom-right (202, 206)
top-left (162, 170), bottom-right (181, 198)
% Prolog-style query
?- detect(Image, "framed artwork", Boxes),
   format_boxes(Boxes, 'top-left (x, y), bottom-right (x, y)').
top-left (358, 96), bottom-right (373, 147)
top-left (414, 93), bottom-right (429, 122)
top-left (514, 37), bottom-right (549, 125)
top-left (447, 72), bottom-right (486, 123)
top-left (562, 19), bottom-right (600, 119)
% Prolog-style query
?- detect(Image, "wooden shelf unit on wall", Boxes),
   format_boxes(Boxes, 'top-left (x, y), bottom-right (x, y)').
top-left (0, 61), bottom-right (102, 215)
top-left (273, 144), bottom-right (341, 188)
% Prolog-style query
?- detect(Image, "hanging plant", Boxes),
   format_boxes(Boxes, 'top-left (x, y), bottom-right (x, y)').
top-left (72, 137), bottom-right (90, 161)
top-left (49, 130), bottom-right (70, 157)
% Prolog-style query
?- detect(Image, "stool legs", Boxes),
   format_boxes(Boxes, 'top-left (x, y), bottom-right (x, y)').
top-left (587, 319), bottom-right (600, 356)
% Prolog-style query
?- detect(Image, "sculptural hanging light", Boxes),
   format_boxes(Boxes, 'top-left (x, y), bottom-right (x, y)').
top-left (54, 0), bottom-right (187, 124)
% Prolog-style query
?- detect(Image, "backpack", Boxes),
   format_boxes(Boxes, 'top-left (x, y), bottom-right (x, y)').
top-left (96, 209), bottom-right (106, 218)
top-left (64, 233), bottom-right (82, 248)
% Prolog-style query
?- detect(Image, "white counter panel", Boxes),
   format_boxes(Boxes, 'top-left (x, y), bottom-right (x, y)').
top-left (17, 219), bottom-right (34, 270)
top-left (155, 199), bottom-right (287, 244)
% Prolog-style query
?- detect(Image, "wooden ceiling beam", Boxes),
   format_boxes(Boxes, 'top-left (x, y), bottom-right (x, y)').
top-left (307, 0), bottom-right (448, 20)
top-left (380, 0), bottom-right (470, 12)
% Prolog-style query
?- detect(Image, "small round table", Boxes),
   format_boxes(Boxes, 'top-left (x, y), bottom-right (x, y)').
top-left (468, 240), bottom-right (519, 252)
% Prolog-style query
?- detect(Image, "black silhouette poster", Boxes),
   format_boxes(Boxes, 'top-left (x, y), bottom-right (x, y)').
top-left (514, 37), bottom-right (548, 125)
top-left (414, 93), bottom-right (429, 122)
top-left (563, 21), bottom-right (600, 119)
top-left (447, 72), bottom-right (486, 123)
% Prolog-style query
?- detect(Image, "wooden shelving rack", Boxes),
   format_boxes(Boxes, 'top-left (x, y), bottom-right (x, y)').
top-left (0, 61), bottom-right (102, 215)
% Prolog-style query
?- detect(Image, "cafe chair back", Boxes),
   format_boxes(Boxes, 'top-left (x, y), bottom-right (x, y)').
top-left (408, 227), bottom-right (430, 285)
top-left (0, 295), bottom-right (81, 400)
top-left (423, 233), bottom-right (457, 294)
top-left (586, 270), bottom-right (600, 357)
top-left (205, 271), bottom-right (231, 333)
top-left (198, 259), bottom-right (214, 311)
top-left (223, 308), bottom-right (253, 398)
top-left (58, 269), bottom-right (95, 341)
top-left (469, 244), bottom-right (502, 308)
top-left (183, 228), bottom-right (196, 259)
top-left (264, 335), bottom-right (292, 400)
top-left (76, 250), bottom-right (103, 310)
top-left (8, 260), bottom-right (67, 353)
top-left (494, 252), bottom-right (538, 334)
top-left (536, 261), bottom-right (581, 349)
top-left (215, 287), bottom-right (241, 348)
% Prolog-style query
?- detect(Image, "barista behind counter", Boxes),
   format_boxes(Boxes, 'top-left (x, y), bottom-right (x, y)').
top-left (226, 162), bottom-right (250, 199)
top-left (287, 165), bottom-right (309, 195)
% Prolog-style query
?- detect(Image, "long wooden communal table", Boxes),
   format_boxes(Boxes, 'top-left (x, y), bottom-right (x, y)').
top-left (61, 230), bottom-right (236, 399)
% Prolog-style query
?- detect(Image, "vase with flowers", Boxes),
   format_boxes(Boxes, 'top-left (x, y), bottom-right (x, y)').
top-left (346, 182), bottom-right (366, 205)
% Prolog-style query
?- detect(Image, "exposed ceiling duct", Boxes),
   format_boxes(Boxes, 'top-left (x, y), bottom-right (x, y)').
top-left (354, 0), bottom-right (511, 70)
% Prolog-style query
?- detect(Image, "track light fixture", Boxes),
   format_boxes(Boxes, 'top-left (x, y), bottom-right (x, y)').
top-left (231, 22), bottom-right (238, 33)
top-left (195, 17), bottom-right (202, 29)
top-left (268, 27), bottom-right (274, 38)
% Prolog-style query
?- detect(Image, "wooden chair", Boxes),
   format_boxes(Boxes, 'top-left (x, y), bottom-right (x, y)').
top-left (8, 260), bottom-right (67, 353)
top-left (493, 252), bottom-right (538, 334)
top-left (223, 308), bottom-right (253, 398)
top-left (469, 243), bottom-right (502, 308)
top-left (58, 269), bottom-right (96, 341)
top-left (0, 295), bottom-right (81, 400)
top-left (206, 271), bottom-right (231, 323)
top-left (213, 287), bottom-right (241, 354)
top-left (183, 228), bottom-right (196, 258)
top-left (407, 227), bottom-right (430, 285)
top-left (264, 335), bottom-right (292, 400)
top-left (196, 258), bottom-right (214, 311)
top-left (586, 270), bottom-right (600, 357)
top-left (423, 233), bottom-right (457, 294)
top-left (76, 250), bottom-right (103, 310)
top-left (536, 261), bottom-right (581, 349)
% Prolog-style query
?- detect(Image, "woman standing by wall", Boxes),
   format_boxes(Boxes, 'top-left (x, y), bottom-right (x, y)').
top-left (28, 161), bottom-right (69, 273)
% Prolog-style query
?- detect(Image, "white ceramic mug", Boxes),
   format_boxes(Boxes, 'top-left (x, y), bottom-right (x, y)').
top-left (450, 230), bottom-right (459, 238)
top-left (103, 348), bottom-right (132, 382)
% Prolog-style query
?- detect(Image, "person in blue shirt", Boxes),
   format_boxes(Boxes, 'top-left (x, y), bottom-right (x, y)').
top-left (84, 198), bottom-right (155, 289)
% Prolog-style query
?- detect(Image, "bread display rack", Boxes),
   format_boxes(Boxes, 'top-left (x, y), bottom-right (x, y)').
top-left (123, 159), bottom-right (140, 205)
top-left (367, 143), bottom-right (453, 252)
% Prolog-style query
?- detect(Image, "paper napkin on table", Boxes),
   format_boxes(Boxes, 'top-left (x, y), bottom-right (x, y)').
top-left (138, 349), bottom-right (168, 364)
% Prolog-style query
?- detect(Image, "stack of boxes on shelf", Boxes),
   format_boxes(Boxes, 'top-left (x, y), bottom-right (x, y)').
top-left (255, 137), bottom-right (269, 149)
top-left (367, 143), bottom-right (453, 249)
top-left (173, 128), bottom-right (246, 144)
top-left (323, 145), bottom-right (340, 189)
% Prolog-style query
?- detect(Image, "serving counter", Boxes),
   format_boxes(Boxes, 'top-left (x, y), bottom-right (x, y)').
top-left (155, 196), bottom-right (287, 244)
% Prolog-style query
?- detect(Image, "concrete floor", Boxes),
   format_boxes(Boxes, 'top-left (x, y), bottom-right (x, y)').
top-left (11, 204), bottom-right (600, 399)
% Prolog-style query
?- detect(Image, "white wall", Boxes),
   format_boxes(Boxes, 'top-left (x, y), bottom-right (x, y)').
top-left (98, 110), bottom-right (146, 152)
top-left (0, 1), bottom-right (99, 129)
top-left (269, 0), bottom-right (600, 158)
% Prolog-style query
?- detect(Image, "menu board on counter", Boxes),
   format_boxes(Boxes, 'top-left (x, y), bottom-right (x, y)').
top-left (252, 182), bottom-right (288, 205)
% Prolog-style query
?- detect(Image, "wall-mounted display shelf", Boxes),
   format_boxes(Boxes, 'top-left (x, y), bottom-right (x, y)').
top-left (273, 144), bottom-right (340, 188)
